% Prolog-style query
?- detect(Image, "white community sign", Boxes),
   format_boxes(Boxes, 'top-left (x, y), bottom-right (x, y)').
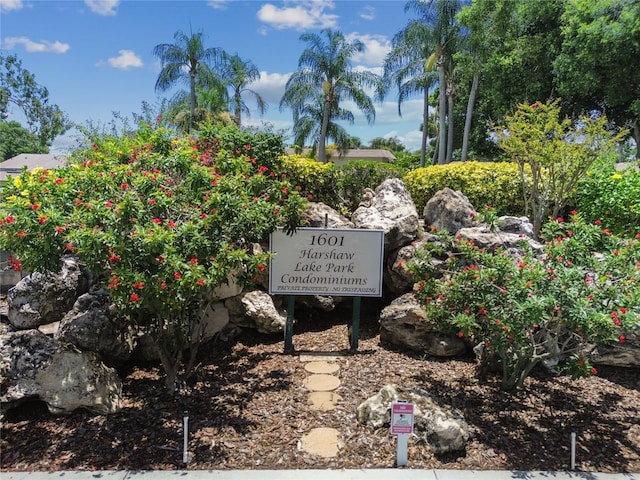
top-left (269, 228), bottom-right (384, 297)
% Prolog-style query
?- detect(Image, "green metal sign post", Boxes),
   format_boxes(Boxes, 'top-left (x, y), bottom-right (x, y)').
top-left (270, 227), bottom-right (384, 355)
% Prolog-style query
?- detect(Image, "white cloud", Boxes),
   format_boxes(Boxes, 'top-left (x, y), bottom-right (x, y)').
top-left (97, 50), bottom-right (143, 69)
top-left (207, 0), bottom-right (230, 10)
top-left (396, 129), bottom-right (424, 152)
top-left (248, 71), bottom-right (291, 104)
top-left (0, 0), bottom-right (23, 13)
top-left (245, 118), bottom-right (293, 136)
top-left (85, 0), bottom-right (119, 16)
top-left (3, 36), bottom-right (70, 54)
top-left (257, 0), bottom-right (338, 31)
top-left (346, 33), bottom-right (391, 67)
top-left (359, 5), bottom-right (375, 21)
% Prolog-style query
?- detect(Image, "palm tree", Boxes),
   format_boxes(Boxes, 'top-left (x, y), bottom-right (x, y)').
top-left (405, 0), bottom-right (463, 164)
top-left (219, 53), bottom-right (266, 128)
top-left (164, 82), bottom-right (231, 133)
top-left (153, 29), bottom-right (224, 132)
top-left (457, 0), bottom-right (516, 161)
top-left (280, 29), bottom-right (383, 162)
top-left (291, 94), bottom-right (353, 155)
top-left (383, 19), bottom-right (438, 167)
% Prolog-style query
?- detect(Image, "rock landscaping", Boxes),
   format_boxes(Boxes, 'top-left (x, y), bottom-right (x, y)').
top-left (1, 181), bottom-right (639, 473)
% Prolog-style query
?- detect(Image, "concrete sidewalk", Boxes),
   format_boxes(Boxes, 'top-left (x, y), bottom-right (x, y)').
top-left (3, 470), bottom-right (639, 480)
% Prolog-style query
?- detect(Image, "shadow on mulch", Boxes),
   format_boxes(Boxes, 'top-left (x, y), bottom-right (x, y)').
top-left (411, 363), bottom-right (640, 473)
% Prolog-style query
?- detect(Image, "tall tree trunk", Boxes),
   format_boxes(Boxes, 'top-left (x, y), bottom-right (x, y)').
top-left (634, 121), bottom-right (640, 159)
top-left (461, 73), bottom-right (479, 162)
top-left (189, 73), bottom-right (197, 133)
top-left (318, 97), bottom-right (332, 163)
top-left (234, 91), bottom-right (242, 127)
top-left (420, 87), bottom-right (430, 167)
top-left (437, 52), bottom-right (447, 165)
top-left (432, 134), bottom-right (439, 165)
top-left (445, 78), bottom-right (455, 164)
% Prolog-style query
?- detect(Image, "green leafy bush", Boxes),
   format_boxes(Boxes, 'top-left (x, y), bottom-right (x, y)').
top-left (403, 161), bottom-right (527, 216)
top-left (338, 160), bottom-right (405, 213)
top-left (492, 100), bottom-right (626, 237)
top-left (574, 161), bottom-right (640, 236)
top-left (0, 123), bottom-right (307, 392)
top-left (410, 213), bottom-right (639, 391)
top-left (279, 154), bottom-right (343, 207)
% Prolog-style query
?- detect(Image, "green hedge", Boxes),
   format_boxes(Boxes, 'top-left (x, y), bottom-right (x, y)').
top-left (338, 160), bottom-right (405, 212)
top-left (403, 161), bottom-right (527, 216)
top-left (279, 156), bottom-right (405, 214)
top-left (573, 162), bottom-right (640, 235)
top-left (280, 154), bottom-right (342, 207)
top-left (280, 156), bottom-right (529, 218)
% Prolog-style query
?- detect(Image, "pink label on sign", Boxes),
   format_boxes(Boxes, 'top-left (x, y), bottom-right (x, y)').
top-left (390, 402), bottom-right (414, 435)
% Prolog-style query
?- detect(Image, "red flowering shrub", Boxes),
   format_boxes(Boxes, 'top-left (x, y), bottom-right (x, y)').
top-left (410, 212), bottom-right (639, 391)
top-left (0, 123), bottom-right (307, 392)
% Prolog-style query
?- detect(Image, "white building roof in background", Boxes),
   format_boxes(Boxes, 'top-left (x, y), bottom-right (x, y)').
top-left (0, 154), bottom-right (69, 182)
top-left (284, 148), bottom-right (396, 162)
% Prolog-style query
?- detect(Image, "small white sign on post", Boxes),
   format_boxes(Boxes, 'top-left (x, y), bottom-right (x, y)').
top-left (391, 401), bottom-right (414, 467)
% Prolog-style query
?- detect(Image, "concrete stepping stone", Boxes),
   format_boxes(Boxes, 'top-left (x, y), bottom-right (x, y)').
top-left (304, 361), bottom-right (339, 374)
top-left (303, 374), bottom-right (340, 392)
top-left (307, 391), bottom-right (342, 411)
top-left (300, 427), bottom-right (340, 458)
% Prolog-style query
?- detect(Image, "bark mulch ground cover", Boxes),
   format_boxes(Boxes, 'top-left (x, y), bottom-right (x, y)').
top-left (2, 298), bottom-right (639, 473)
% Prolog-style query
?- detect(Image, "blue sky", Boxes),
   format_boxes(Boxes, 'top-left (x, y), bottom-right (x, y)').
top-left (1, 0), bottom-right (428, 153)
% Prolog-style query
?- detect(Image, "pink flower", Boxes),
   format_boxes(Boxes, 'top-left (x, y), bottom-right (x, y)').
top-left (174, 272), bottom-right (183, 280)
top-left (129, 293), bottom-right (140, 302)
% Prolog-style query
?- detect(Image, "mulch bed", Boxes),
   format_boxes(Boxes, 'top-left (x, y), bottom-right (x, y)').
top-left (2, 298), bottom-right (639, 473)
